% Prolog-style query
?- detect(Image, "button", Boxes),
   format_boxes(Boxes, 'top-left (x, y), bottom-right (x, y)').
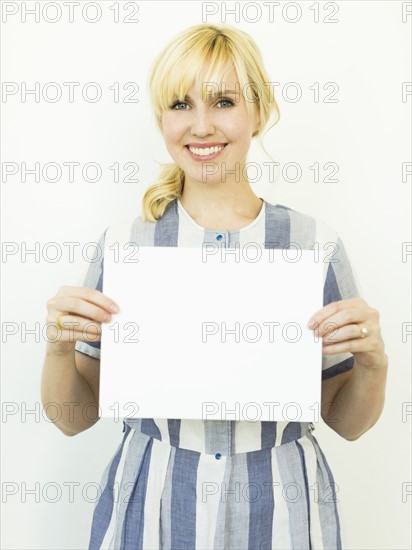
top-left (215, 452), bottom-right (221, 460)
top-left (216, 234), bottom-right (223, 241)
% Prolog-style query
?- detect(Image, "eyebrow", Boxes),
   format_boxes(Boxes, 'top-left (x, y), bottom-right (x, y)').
top-left (207, 90), bottom-right (239, 96)
top-left (177, 90), bottom-right (239, 101)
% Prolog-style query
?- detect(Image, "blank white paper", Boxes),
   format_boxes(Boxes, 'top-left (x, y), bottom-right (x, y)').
top-left (100, 227), bottom-right (324, 422)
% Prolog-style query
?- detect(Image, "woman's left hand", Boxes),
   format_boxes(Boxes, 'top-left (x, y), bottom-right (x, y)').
top-left (307, 297), bottom-right (387, 370)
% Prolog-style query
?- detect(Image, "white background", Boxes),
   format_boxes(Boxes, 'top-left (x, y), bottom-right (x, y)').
top-left (1, 1), bottom-right (411, 548)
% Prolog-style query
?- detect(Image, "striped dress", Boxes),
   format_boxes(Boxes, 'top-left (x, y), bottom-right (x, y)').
top-left (75, 197), bottom-right (360, 550)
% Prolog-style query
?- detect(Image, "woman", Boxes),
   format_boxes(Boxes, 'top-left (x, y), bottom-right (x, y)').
top-left (41, 23), bottom-right (388, 550)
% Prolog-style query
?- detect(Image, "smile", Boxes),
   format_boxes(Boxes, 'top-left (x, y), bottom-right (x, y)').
top-left (185, 144), bottom-right (227, 160)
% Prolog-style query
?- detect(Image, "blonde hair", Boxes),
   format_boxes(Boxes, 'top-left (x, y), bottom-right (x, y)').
top-left (142, 23), bottom-right (280, 222)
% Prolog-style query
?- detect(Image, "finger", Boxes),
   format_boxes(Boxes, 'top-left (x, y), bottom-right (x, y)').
top-left (47, 296), bottom-right (114, 326)
top-left (44, 316), bottom-right (102, 344)
top-left (45, 329), bottom-right (101, 345)
top-left (48, 314), bottom-right (104, 332)
top-left (307, 298), bottom-right (366, 328)
top-left (322, 323), bottom-right (368, 345)
top-left (56, 285), bottom-right (119, 314)
top-left (322, 337), bottom-right (373, 355)
top-left (316, 308), bottom-right (368, 337)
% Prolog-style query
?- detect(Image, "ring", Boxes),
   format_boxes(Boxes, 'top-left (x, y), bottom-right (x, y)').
top-left (358, 324), bottom-right (368, 338)
top-left (56, 314), bottom-right (64, 331)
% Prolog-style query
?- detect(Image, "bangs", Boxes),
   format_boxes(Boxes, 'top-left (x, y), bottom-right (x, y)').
top-left (150, 31), bottom-right (252, 116)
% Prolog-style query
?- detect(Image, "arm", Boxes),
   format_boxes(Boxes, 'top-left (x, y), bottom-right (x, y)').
top-left (322, 355), bottom-right (388, 440)
top-left (41, 345), bottom-right (100, 436)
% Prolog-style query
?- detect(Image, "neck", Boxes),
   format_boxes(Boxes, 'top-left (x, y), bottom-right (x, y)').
top-left (178, 186), bottom-right (263, 231)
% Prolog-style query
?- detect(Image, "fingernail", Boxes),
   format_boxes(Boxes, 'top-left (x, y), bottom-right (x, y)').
top-left (307, 319), bottom-right (316, 328)
top-left (109, 303), bottom-right (119, 313)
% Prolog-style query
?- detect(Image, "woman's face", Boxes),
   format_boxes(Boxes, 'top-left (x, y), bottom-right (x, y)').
top-left (160, 66), bottom-right (260, 187)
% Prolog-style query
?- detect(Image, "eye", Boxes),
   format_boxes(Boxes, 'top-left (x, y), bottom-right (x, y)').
top-left (171, 101), bottom-right (188, 110)
top-left (170, 98), bottom-right (235, 110)
top-left (217, 98), bottom-right (234, 108)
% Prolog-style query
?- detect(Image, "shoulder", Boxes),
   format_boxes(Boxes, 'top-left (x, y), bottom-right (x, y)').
top-left (264, 200), bottom-right (339, 245)
top-left (99, 213), bottom-right (156, 247)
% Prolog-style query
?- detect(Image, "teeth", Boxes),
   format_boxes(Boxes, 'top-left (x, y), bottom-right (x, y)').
top-left (188, 145), bottom-right (225, 156)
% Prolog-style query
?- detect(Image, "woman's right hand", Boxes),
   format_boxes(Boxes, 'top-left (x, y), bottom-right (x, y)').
top-left (45, 286), bottom-right (119, 354)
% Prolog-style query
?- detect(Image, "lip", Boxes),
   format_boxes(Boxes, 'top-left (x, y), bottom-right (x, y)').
top-left (186, 142), bottom-right (228, 148)
top-left (185, 143), bottom-right (228, 161)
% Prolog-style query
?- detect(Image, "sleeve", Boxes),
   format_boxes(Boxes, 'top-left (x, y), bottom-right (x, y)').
top-left (320, 224), bottom-right (363, 380)
top-left (74, 228), bottom-right (107, 360)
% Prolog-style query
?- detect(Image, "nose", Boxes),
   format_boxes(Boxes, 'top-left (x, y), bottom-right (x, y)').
top-left (189, 107), bottom-right (215, 137)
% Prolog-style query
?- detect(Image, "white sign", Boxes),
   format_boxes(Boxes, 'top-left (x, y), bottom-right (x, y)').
top-left (100, 227), bottom-right (324, 422)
